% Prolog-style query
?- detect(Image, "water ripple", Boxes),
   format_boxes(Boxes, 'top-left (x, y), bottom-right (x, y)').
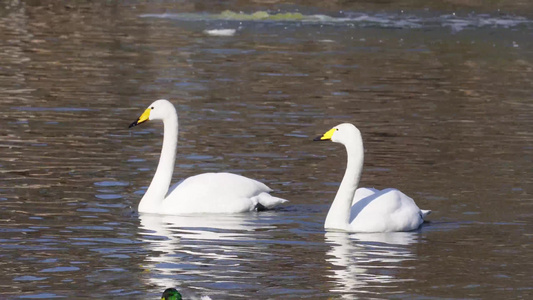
top-left (141, 10), bottom-right (532, 32)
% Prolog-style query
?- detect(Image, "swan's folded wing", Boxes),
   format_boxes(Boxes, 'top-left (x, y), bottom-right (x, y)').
top-left (352, 187), bottom-right (379, 204)
top-left (167, 178), bottom-right (186, 195)
top-left (349, 188), bottom-right (424, 232)
top-left (161, 172), bottom-right (279, 213)
top-left (170, 172), bottom-right (271, 197)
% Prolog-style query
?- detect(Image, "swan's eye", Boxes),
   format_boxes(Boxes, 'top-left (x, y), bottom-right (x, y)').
top-left (151, 106), bottom-right (154, 110)
top-left (336, 128), bottom-right (339, 131)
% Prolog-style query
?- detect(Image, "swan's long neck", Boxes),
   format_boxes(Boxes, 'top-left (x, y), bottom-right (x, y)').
top-left (138, 112), bottom-right (178, 213)
top-left (324, 133), bottom-right (364, 230)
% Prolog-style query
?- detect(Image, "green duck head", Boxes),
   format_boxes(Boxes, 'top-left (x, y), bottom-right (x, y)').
top-left (161, 288), bottom-right (182, 300)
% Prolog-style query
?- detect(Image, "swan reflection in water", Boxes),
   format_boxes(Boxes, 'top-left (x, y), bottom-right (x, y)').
top-left (325, 231), bottom-right (421, 298)
top-left (138, 213), bottom-right (278, 295)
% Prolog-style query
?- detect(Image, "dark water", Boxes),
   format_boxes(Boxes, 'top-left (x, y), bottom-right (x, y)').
top-left (1, 1), bottom-right (532, 299)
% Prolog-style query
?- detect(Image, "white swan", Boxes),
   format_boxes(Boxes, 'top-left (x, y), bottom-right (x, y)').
top-left (129, 99), bottom-right (288, 214)
top-left (314, 123), bottom-right (430, 232)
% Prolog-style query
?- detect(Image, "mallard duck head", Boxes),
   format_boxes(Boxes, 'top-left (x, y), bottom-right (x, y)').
top-left (161, 288), bottom-right (182, 300)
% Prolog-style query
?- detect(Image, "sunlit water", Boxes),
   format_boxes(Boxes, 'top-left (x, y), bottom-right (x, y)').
top-left (0, 1), bottom-right (532, 299)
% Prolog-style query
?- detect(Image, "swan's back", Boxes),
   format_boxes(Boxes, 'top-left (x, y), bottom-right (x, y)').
top-left (349, 188), bottom-right (426, 232)
top-left (161, 172), bottom-right (283, 213)
top-left (352, 187), bottom-right (379, 204)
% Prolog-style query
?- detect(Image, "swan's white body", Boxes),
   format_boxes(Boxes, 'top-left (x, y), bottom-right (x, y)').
top-left (315, 123), bottom-right (430, 233)
top-left (130, 99), bottom-right (287, 214)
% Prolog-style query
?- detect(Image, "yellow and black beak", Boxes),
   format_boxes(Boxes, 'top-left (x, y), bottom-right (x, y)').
top-left (313, 127), bottom-right (336, 141)
top-left (129, 108), bottom-right (151, 128)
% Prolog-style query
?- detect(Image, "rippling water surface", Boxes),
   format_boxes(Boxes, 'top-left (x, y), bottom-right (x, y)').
top-left (1, 1), bottom-right (532, 299)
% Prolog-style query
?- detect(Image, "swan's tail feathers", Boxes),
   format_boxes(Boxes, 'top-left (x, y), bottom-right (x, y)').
top-left (420, 209), bottom-right (432, 219)
top-left (254, 192), bottom-right (288, 210)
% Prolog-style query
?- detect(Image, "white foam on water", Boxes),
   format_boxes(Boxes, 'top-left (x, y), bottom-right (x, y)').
top-left (204, 29), bottom-right (237, 36)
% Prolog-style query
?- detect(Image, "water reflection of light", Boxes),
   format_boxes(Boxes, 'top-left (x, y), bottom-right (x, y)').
top-left (324, 231), bottom-right (420, 298)
top-left (138, 213), bottom-right (274, 294)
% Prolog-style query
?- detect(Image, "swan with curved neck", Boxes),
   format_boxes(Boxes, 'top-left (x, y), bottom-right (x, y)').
top-left (129, 99), bottom-right (287, 214)
top-left (314, 123), bottom-right (430, 232)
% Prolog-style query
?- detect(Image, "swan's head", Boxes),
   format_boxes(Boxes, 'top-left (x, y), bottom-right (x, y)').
top-left (161, 288), bottom-right (182, 300)
top-left (313, 123), bottom-right (360, 144)
top-left (129, 99), bottom-right (176, 128)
